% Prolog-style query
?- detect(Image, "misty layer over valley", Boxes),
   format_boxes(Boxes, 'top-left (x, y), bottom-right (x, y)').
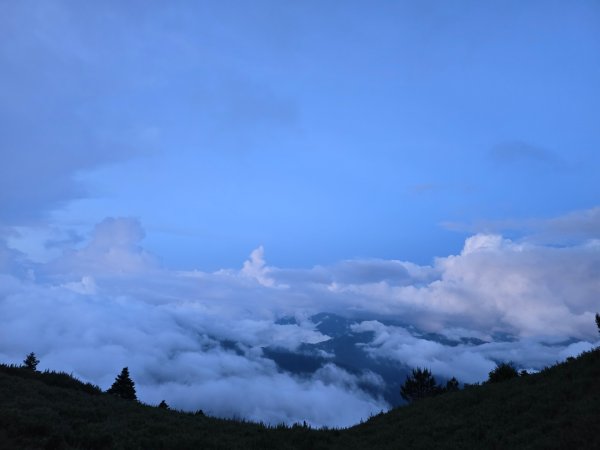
top-left (1, 217), bottom-right (598, 427)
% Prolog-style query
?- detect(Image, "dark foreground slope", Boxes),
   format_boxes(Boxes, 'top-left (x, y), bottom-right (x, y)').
top-left (1, 349), bottom-right (599, 449)
top-left (341, 348), bottom-right (600, 449)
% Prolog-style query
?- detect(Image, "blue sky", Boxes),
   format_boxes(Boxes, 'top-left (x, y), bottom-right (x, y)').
top-left (1, 0), bottom-right (599, 269)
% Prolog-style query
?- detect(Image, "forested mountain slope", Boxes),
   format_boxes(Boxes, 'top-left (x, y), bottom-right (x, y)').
top-left (1, 348), bottom-right (599, 449)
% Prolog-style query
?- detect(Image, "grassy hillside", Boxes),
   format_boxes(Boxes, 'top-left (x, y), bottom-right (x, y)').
top-left (1, 349), bottom-right (599, 449)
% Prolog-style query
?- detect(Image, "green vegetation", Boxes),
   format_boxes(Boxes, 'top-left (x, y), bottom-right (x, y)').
top-left (158, 400), bottom-right (169, 410)
top-left (106, 367), bottom-right (137, 401)
top-left (1, 348), bottom-right (599, 449)
top-left (23, 352), bottom-right (40, 371)
top-left (399, 368), bottom-right (440, 402)
top-left (444, 377), bottom-right (459, 392)
top-left (487, 362), bottom-right (519, 383)
top-left (399, 369), bottom-right (466, 403)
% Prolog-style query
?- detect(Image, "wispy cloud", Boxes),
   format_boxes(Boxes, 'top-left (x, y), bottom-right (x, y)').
top-left (489, 141), bottom-right (565, 170)
top-left (441, 206), bottom-right (600, 243)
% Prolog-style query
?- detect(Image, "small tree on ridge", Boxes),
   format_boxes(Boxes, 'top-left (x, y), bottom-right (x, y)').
top-left (158, 400), bottom-right (169, 410)
top-left (23, 352), bottom-right (39, 371)
top-left (400, 368), bottom-right (439, 403)
top-left (487, 362), bottom-right (519, 383)
top-left (445, 377), bottom-right (460, 392)
top-left (107, 367), bottom-right (137, 400)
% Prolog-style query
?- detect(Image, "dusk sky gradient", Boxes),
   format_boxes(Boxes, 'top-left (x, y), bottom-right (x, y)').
top-left (2, 0), bottom-right (599, 268)
top-left (1, 1), bottom-right (599, 427)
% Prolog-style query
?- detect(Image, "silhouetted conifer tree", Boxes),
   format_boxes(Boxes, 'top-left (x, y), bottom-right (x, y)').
top-left (158, 400), bottom-right (169, 409)
top-left (445, 377), bottom-right (460, 392)
top-left (107, 367), bottom-right (137, 400)
top-left (595, 313), bottom-right (600, 335)
top-left (400, 368), bottom-right (440, 403)
top-left (23, 352), bottom-right (39, 371)
top-left (487, 362), bottom-right (519, 383)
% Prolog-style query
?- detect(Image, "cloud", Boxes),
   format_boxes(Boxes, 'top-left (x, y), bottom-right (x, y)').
top-left (490, 141), bottom-right (564, 169)
top-left (0, 2), bottom-right (302, 225)
top-left (405, 234), bottom-right (598, 338)
top-left (0, 239), bottom-right (27, 278)
top-left (44, 217), bottom-right (157, 278)
top-left (0, 3), bottom-right (152, 224)
top-left (351, 320), bottom-right (595, 383)
top-left (241, 246), bottom-right (276, 287)
top-left (544, 207), bottom-right (600, 240)
top-left (0, 271), bottom-right (385, 427)
top-left (139, 363), bottom-right (385, 427)
top-left (441, 206), bottom-right (600, 243)
top-left (0, 215), bottom-right (598, 426)
top-left (263, 232), bottom-right (599, 341)
top-left (408, 183), bottom-right (438, 195)
top-left (271, 259), bottom-right (437, 288)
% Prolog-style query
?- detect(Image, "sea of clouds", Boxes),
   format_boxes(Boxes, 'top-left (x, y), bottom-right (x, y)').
top-left (1, 216), bottom-right (599, 427)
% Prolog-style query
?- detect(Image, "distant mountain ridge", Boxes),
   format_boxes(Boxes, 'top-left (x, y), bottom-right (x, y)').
top-left (267, 312), bottom-right (494, 406)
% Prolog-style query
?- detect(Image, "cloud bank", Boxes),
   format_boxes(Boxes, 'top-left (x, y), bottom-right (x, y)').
top-left (0, 216), bottom-right (598, 426)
